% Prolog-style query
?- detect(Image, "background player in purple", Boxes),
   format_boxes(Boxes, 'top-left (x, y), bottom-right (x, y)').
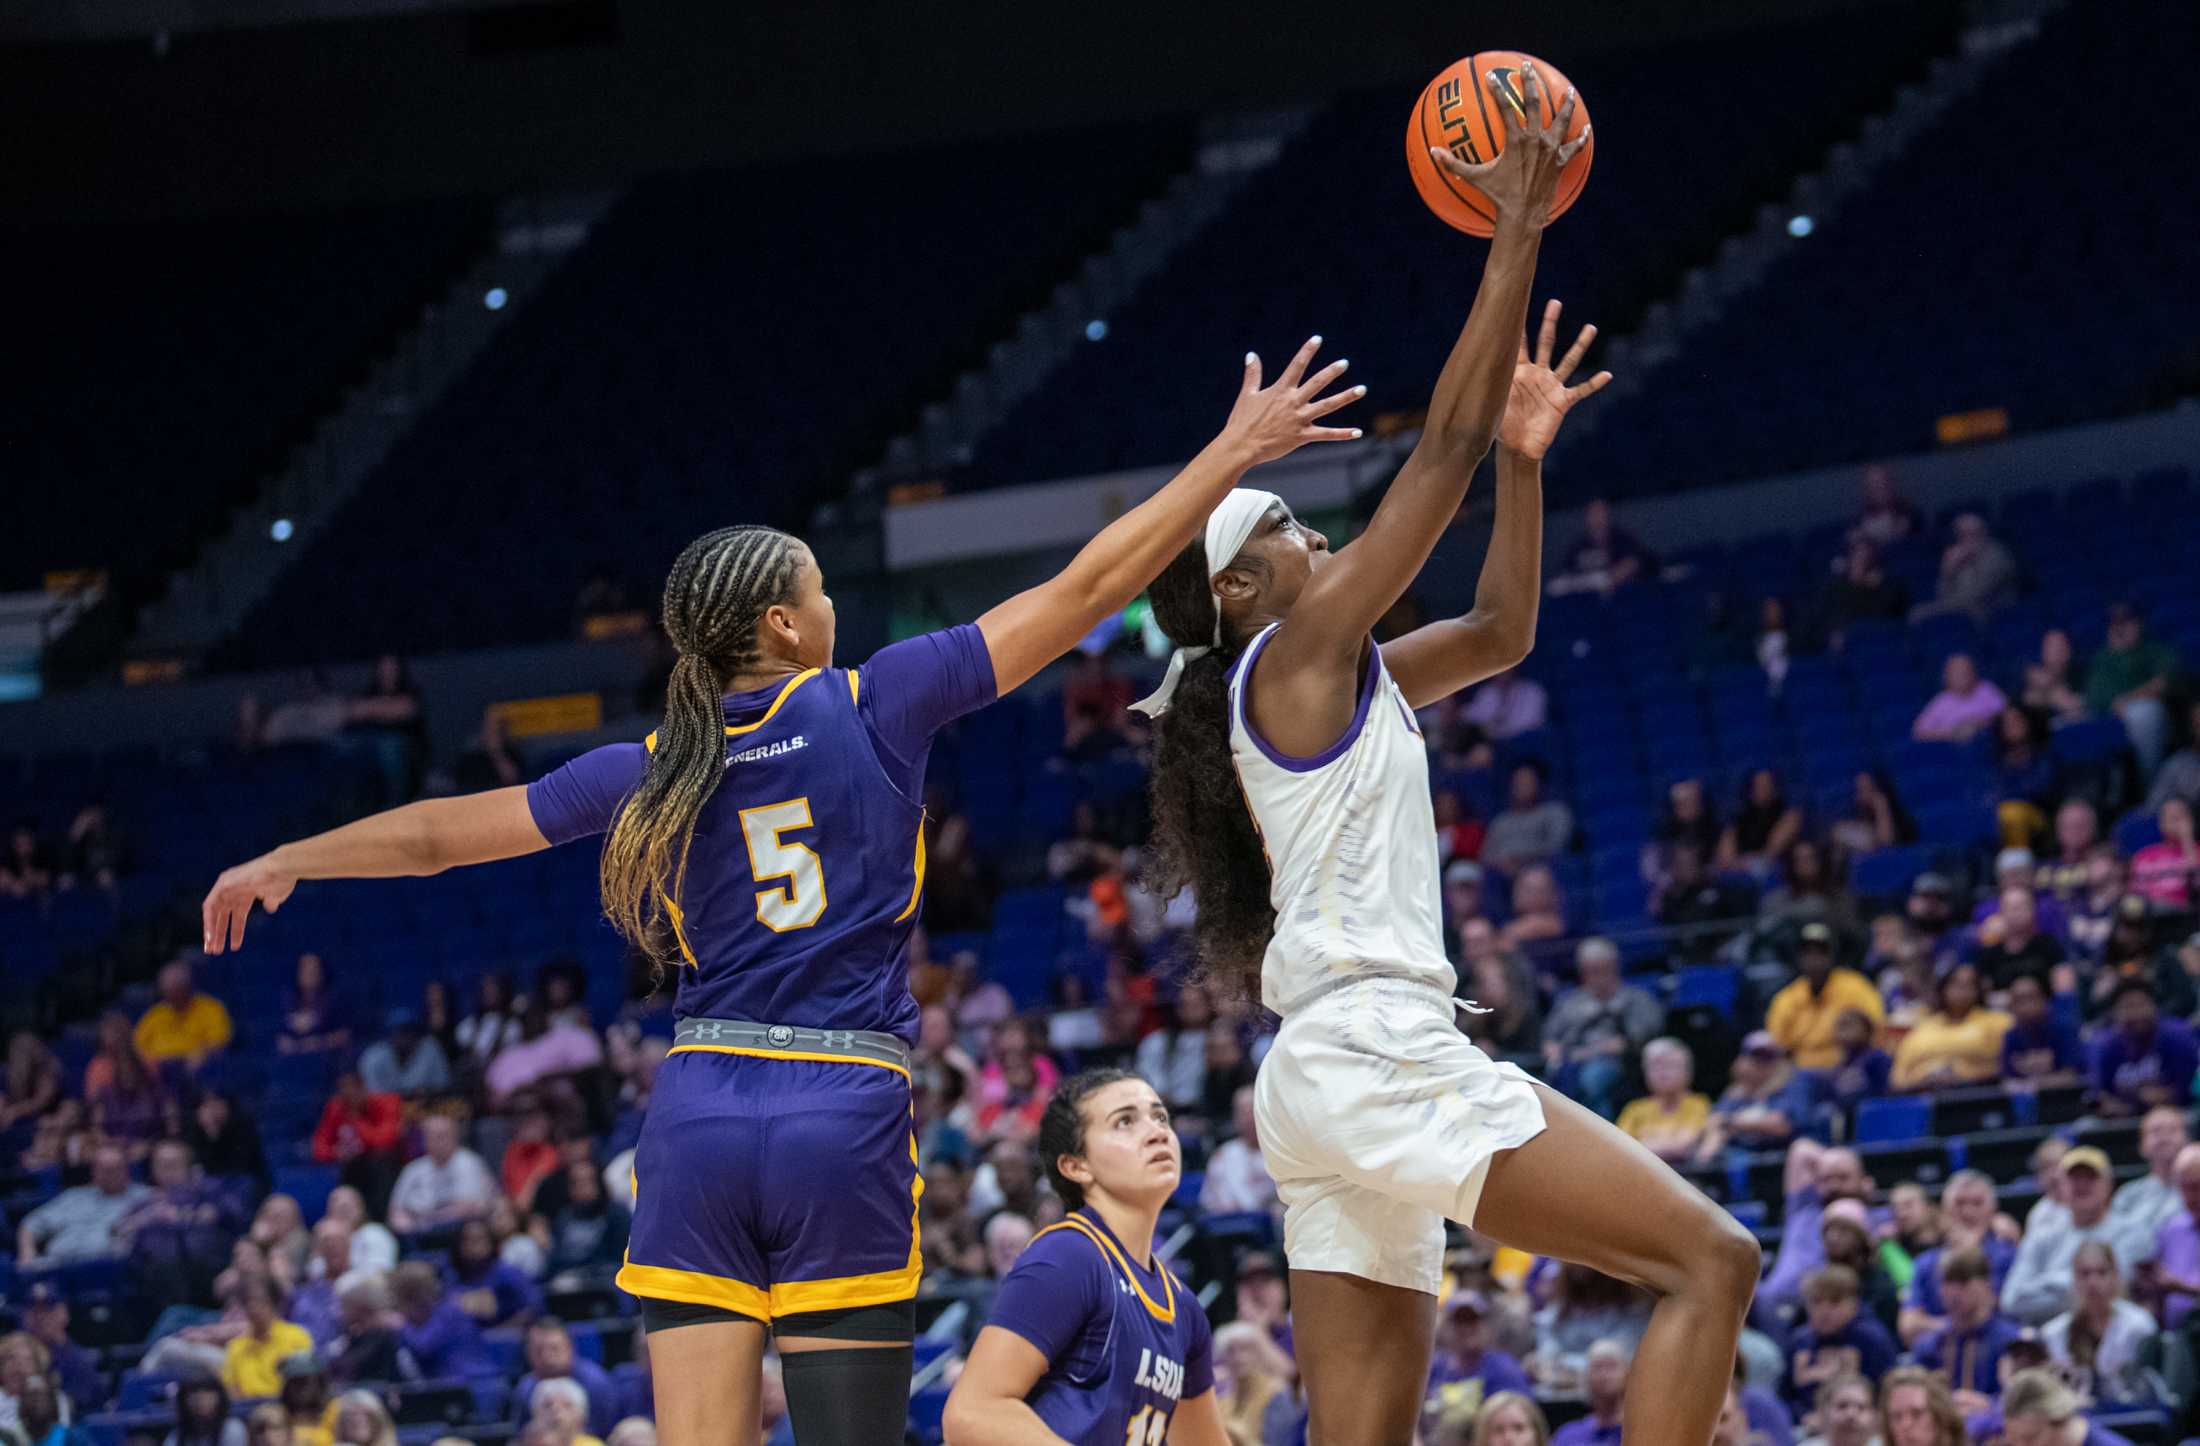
top-left (944, 1069), bottom-right (1224, 1446)
top-left (200, 346), bottom-right (1361, 1446)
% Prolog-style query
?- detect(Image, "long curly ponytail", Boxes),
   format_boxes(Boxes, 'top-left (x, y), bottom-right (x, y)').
top-left (1142, 541), bottom-right (1276, 1001)
top-left (600, 526), bottom-right (801, 973)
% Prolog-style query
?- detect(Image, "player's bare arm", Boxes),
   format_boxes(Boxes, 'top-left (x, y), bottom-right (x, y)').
top-left (1251, 63), bottom-right (1586, 756)
top-left (1382, 297), bottom-right (1612, 708)
top-left (942, 1327), bottom-right (1077, 1446)
top-left (977, 340), bottom-right (1364, 695)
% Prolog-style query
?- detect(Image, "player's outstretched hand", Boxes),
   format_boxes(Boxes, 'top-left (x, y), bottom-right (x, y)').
top-left (1497, 299), bottom-right (1612, 460)
top-left (1216, 335), bottom-right (1367, 468)
top-left (1428, 61), bottom-right (1588, 228)
top-left (201, 854), bottom-right (296, 954)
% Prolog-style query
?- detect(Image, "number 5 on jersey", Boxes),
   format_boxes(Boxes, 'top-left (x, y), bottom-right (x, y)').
top-left (1125, 1406), bottom-right (1168, 1445)
top-left (738, 798), bottom-right (826, 931)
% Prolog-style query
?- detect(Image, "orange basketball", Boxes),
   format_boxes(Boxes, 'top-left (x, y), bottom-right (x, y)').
top-left (1406, 51), bottom-right (1593, 238)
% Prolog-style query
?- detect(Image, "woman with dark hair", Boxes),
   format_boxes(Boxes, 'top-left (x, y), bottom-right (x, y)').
top-left (347, 654), bottom-right (426, 806)
top-left (1132, 984), bottom-right (1214, 1115)
top-left (1758, 838), bottom-right (1859, 936)
top-left (1992, 705), bottom-right (2061, 847)
top-left (164, 1377), bottom-right (246, 1446)
top-left (1892, 963), bottom-right (2009, 1092)
top-left (1879, 1366), bottom-right (1966, 1446)
top-left (90, 1041), bottom-right (168, 1153)
top-left (0, 1031), bottom-right (60, 1142)
top-left (1830, 769), bottom-right (1915, 862)
top-left (943, 1069), bottom-right (1224, 1444)
top-left (447, 1217), bottom-right (543, 1328)
top-left (455, 972), bottom-right (521, 1067)
top-left (1718, 769), bottom-right (1804, 876)
top-left (1131, 81), bottom-right (1756, 1446)
top-left (204, 340), bottom-right (1361, 1444)
top-left (276, 953), bottom-right (349, 1057)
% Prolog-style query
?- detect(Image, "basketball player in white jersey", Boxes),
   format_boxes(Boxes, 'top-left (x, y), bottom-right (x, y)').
top-left (1134, 67), bottom-right (1760, 1446)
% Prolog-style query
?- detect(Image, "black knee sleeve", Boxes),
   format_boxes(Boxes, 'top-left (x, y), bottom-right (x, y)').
top-left (780, 1344), bottom-right (915, 1445)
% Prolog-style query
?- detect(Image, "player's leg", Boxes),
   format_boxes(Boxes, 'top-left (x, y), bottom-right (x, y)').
top-left (643, 1308), bottom-right (769, 1446)
top-left (1472, 1084), bottom-right (1762, 1446)
top-left (1289, 1269), bottom-right (1437, 1446)
top-left (776, 1325), bottom-right (916, 1445)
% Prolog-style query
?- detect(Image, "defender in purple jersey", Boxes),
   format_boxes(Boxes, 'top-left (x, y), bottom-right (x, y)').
top-left (202, 341), bottom-right (1363, 1446)
top-left (946, 1070), bottom-right (1225, 1446)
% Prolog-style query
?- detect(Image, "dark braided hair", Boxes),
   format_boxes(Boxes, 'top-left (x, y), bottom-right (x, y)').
top-left (600, 526), bottom-right (803, 974)
top-left (1038, 1067), bottom-right (1145, 1210)
top-left (1142, 540), bottom-right (1275, 1002)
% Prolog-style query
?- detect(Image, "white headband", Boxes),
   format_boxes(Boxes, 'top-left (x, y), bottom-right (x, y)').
top-left (1129, 488), bottom-right (1281, 718)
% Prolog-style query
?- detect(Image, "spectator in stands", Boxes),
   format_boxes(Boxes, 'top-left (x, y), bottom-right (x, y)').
top-left (274, 1357), bottom-right (332, 1446)
top-left (1133, 986), bottom-right (1211, 1114)
top-left (1910, 1246), bottom-right (2022, 1404)
top-left (1910, 514), bottom-right (2016, 624)
top-left (1849, 466), bottom-right (1919, 547)
top-left (1698, 1032), bottom-right (1810, 1160)
top-left (1555, 499), bottom-right (1656, 596)
top-left (169, 1376), bottom-right (247, 1446)
top-left (1213, 1321), bottom-right (1298, 1445)
top-left (1462, 669), bottom-right (1549, 743)
top-left (2001, 1147), bottom-right (2155, 1323)
top-left (1199, 1085), bottom-right (1277, 1215)
top-left (971, 1017), bottom-right (1059, 1143)
top-left (2036, 801), bottom-right (2100, 908)
top-left (1976, 887), bottom-right (2068, 992)
top-left (1046, 802), bottom-right (1121, 888)
top-left (311, 1072), bottom-right (405, 1214)
top-left (1432, 791), bottom-right (1487, 868)
top-left (1459, 919), bottom-right (1542, 1066)
top-left (2088, 894), bottom-right (2193, 1018)
top-left (1825, 539), bottom-right (1910, 641)
top-left (0, 1031), bottom-right (61, 1141)
top-left (1499, 864), bottom-right (1568, 951)
top-left (63, 800), bottom-right (124, 893)
top-left (2086, 602), bottom-right (2180, 778)
top-left (2109, 1106), bottom-right (2190, 1236)
top-left (455, 706), bottom-right (526, 794)
top-left (923, 813), bottom-right (995, 934)
top-left (1758, 839), bottom-right (1859, 938)
top-left (2043, 1241), bottom-right (2162, 1408)
top-left (1890, 962), bottom-right (2008, 1091)
top-left (1819, 1198), bottom-right (1900, 1332)
top-left (120, 1138), bottom-right (241, 1305)
top-left (447, 1218), bottom-right (541, 1328)
top-left (1826, 1008), bottom-right (1892, 1115)
top-left (220, 1276), bottom-right (313, 1401)
top-left (277, 954), bottom-right (349, 1057)
top-left (189, 1090), bottom-right (271, 1201)
top-left (1541, 938), bottom-right (1663, 1119)
top-left (456, 972), bottom-right (523, 1069)
top-left (544, 1158), bottom-right (628, 1275)
top-left (1535, 1270), bottom-right (1650, 1390)
top-left (2146, 1143), bottom-right (2200, 1328)
top-left (2000, 973), bottom-right (2083, 1087)
top-left (1717, 770), bottom-right (1804, 879)
top-left (527, 1377), bottom-right (604, 1446)
top-left (290, 1220), bottom-right (353, 1345)
top-left (485, 999), bottom-right (603, 1108)
top-left (608, 1325), bottom-right (652, 1425)
top-left (1901, 1172), bottom-right (2017, 1347)
top-left (326, 1274), bottom-right (400, 1386)
top-left (318, 1189), bottom-right (397, 1278)
top-left (2091, 978), bottom-right (2198, 1118)
top-left (1784, 1269), bottom-right (1896, 1415)
top-left (1426, 1288), bottom-right (1533, 1406)
top-left (1652, 843), bottom-right (1750, 962)
top-left (1903, 872), bottom-right (1960, 956)
top-left (1796, 1373), bottom-right (1879, 1446)
top-left (1653, 775), bottom-right (1722, 863)
top-left (0, 819), bottom-right (57, 899)
top-left (348, 654), bottom-right (425, 805)
top-left (246, 1194), bottom-right (309, 1290)
top-left (1880, 1366), bottom-right (1966, 1446)
top-left (515, 1320), bottom-right (618, 1440)
top-left (1767, 923), bottom-right (1884, 1070)
top-left (1911, 653), bottom-right (2008, 743)
top-left (1472, 1393), bottom-right (1551, 1446)
top-left (1754, 596), bottom-right (1795, 696)
top-left (1616, 1038), bottom-right (1710, 1164)
top-left (246, 1401), bottom-right (292, 1446)
top-left (135, 958), bottom-right (234, 1074)
top-left (1765, 1143), bottom-right (1876, 1311)
top-left (330, 1388), bottom-right (398, 1446)
top-left (357, 1011), bottom-right (450, 1099)
top-left (1061, 651), bottom-right (1134, 758)
top-left (91, 1033), bottom-right (169, 1152)
top-left (2021, 629), bottom-right (2088, 727)
top-left (390, 1260), bottom-right (494, 1381)
top-left (1829, 770), bottom-right (1913, 863)
top-left (1991, 707), bottom-right (2062, 845)
top-left (2131, 797), bottom-right (2200, 907)
top-left (19, 1284), bottom-right (98, 1415)
top-left (11, 1372), bottom-right (83, 1446)
top-left (387, 1115), bottom-right (495, 1235)
top-left (1483, 762), bottom-right (1573, 875)
top-left (1543, 1338), bottom-right (1628, 1446)
top-left (2064, 847), bottom-right (2128, 961)
top-left (2144, 699), bottom-right (2200, 811)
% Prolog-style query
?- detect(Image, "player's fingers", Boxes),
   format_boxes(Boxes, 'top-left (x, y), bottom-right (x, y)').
top-left (200, 891), bottom-right (221, 954)
top-left (1536, 299), bottom-right (1561, 368)
top-left (1554, 322), bottom-right (1597, 383)
top-left (1295, 357), bottom-right (1350, 397)
top-left (226, 897), bottom-right (250, 952)
top-left (1304, 425), bottom-right (1364, 443)
top-left (1303, 383), bottom-right (1368, 419)
top-left (1566, 370), bottom-right (1614, 401)
top-left (1550, 84), bottom-right (1578, 140)
top-left (1241, 351), bottom-right (1262, 396)
top-left (1488, 71), bottom-right (1524, 138)
top-left (1276, 335), bottom-right (1322, 390)
top-left (1430, 146), bottom-right (1496, 183)
top-left (1557, 125), bottom-right (1592, 167)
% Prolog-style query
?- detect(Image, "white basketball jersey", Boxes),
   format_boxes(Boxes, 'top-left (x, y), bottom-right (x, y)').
top-left (1227, 623), bottom-right (1456, 1017)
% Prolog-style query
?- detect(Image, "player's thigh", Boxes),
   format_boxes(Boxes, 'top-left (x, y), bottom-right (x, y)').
top-left (647, 1317), bottom-right (769, 1446)
top-left (1291, 1269), bottom-right (1436, 1446)
top-left (759, 1062), bottom-right (921, 1322)
top-left (1472, 1083), bottom-right (1759, 1299)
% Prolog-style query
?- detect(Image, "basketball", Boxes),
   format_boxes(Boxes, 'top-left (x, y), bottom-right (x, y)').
top-left (1406, 51), bottom-right (1593, 237)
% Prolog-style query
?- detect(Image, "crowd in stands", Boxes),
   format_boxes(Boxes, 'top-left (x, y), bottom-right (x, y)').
top-left (2, 469), bottom-right (2198, 1444)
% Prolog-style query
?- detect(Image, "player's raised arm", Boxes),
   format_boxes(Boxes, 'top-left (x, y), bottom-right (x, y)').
top-left (200, 786), bottom-right (549, 954)
top-left (1256, 65), bottom-right (1585, 709)
top-left (976, 340), bottom-right (1364, 696)
top-left (1380, 298), bottom-right (1611, 707)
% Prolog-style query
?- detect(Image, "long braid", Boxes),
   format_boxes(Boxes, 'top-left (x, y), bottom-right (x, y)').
top-left (600, 526), bottom-right (801, 975)
top-left (1142, 540), bottom-right (1276, 1001)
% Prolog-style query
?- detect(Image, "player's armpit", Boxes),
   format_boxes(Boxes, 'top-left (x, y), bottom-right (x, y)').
top-left (1164, 1388), bottom-right (1232, 1446)
top-left (941, 1327), bottom-right (1074, 1446)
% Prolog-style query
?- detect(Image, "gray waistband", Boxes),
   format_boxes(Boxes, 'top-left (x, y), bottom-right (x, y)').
top-left (672, 1017), bottom-right (912, 1072)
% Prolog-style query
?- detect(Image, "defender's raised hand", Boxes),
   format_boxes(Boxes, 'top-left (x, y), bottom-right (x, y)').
top-left (1497, 299), bottom-right (1612, 460)
top-left (1216, 335), bottom-right (1367, 468)
top-left (1428, 62), bottom-right (1589, 228)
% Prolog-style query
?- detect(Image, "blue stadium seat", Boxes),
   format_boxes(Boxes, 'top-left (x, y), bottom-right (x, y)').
top-left (1853, 1095), bottom-right (1932, 1144)
top-left (1851, 845), bottom-right (1932, 899)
